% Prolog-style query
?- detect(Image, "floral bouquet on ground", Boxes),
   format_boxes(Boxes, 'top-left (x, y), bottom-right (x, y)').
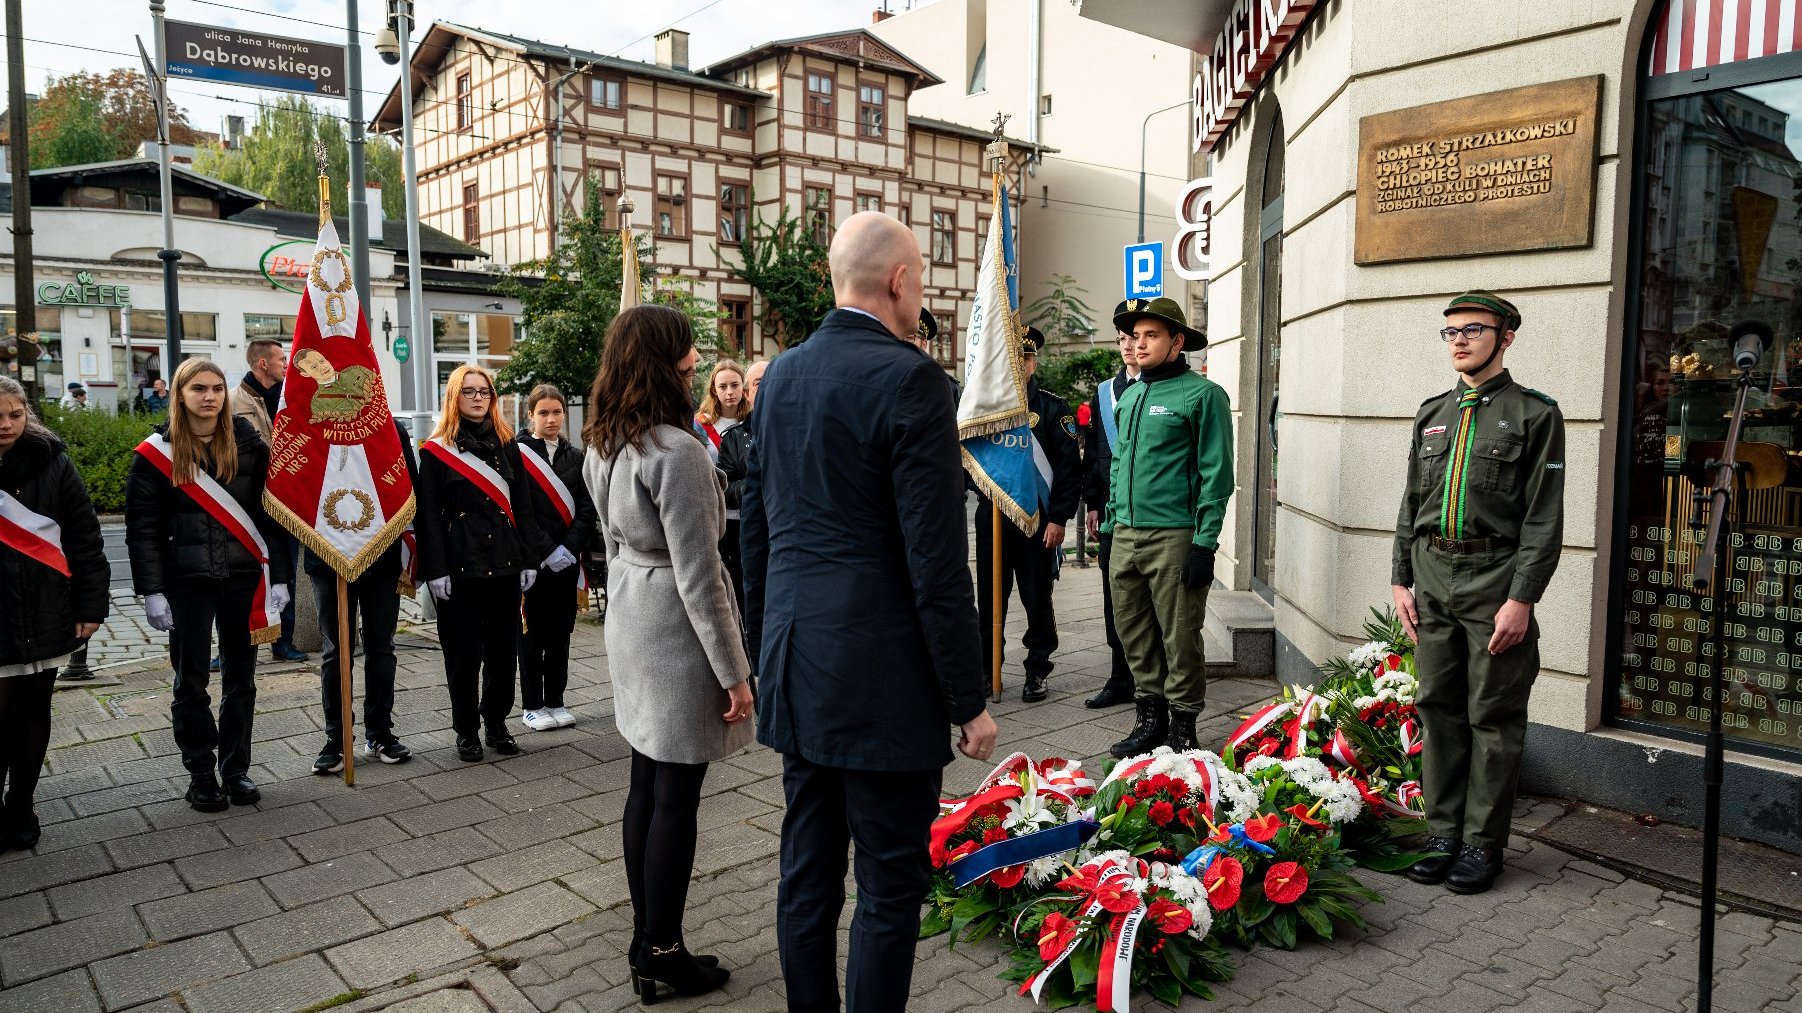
top-left (1081, 747), bottom-right (1243, 863)
top-left (923, 753), bottom-right (1101, 943)
top-left (1220, 682), bottom-right (1335, 762)
top-left (1005, 850), bottom-right (1235, 1010)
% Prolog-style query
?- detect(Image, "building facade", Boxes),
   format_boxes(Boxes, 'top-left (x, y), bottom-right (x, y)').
top-left (1082, 0), bottom-right (1802, 852)
top-left (373, 21), bottom-right (1043, 372)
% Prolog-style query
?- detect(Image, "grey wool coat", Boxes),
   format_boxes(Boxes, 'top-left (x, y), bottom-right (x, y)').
top-left (584, 425), bottom-right (753, 764)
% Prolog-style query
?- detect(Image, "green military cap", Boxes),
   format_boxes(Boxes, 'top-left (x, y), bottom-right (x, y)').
top-left (1445, 291), bottom-right (1522, 332)
top-left (1022, 325), bottom-right (1045, 356)
top-left (1113, 296), bottom-right (1205, 349)
top-left (916, 309), bottom-right (938, 343)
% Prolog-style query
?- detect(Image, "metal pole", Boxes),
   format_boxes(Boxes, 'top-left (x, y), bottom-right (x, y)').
top-left (5, 0), bottom-right (38, 404)
top-left (148, 1), bottom-right (182, 373)
top-left (1138, 100), bottom-right (1190, 244)
top-left (393, 0), bottom-right (428, 411)
top-left (346, 0), bottom-right (371, 312)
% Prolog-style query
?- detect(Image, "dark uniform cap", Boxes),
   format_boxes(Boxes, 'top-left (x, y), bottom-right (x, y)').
top-left (1022, 326), bottom-right (1045, 356)
top-left (1113, 296), bottom-right (1205, 349)
top-left (1445, 291), bottom-right (1522, 332)
top-left (916, 309), bottom-right (938, 343)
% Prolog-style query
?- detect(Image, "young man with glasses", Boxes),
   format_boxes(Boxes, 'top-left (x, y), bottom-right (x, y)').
top-left (1393, 291), bottom-right (1565, 895)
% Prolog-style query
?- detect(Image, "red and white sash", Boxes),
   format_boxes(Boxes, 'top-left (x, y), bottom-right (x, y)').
top-left (421, 437), bottom-right (515, 526)
top-left (518, 442), bottom-right (587, 589)
top-left (135, 434), bottom-right (281, 644)
top-left (0, 490), bottom-right (71, 577)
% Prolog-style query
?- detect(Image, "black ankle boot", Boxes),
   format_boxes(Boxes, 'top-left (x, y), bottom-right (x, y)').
top-left (1110, 697), bottom-right (1168, 758)
top-left (1166, 709), bottom-right (1199, 751)
top-left (185, 774), bottom-right (228, 813)
top-left (1022, 672), bottom-right (1049, 703)
top-left (637, 941), bottom-right (728, 1004)
top-left (628, 931), bottom-right (720, 989)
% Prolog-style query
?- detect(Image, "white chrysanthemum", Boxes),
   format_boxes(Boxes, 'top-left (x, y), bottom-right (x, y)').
top-left (1025, 855), bottom-right (1066, 888)
top-left (1346, 640), bottom-right (1388, 670)
top-left (1218, 770), bottom-right (1260, 823)
top-left (1324, 787), bottom-right (1365, 824)
top-left (1283, 756), bottom-right (1333, 789)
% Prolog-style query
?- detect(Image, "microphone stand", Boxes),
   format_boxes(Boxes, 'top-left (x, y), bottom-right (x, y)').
top-left (1687, 364), bottom-right (1756, 1013)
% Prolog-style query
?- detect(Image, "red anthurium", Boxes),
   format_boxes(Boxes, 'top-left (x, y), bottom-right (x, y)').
top-left (1037, 912), bottom-right (1078, 961)
top-left (948, 840), bottom-right (980, 862)
top-left (1145, 898), bottom-right (1194, 935)
top-left (1149, 800), bottom-right (1175, 827)
top-left (1285, 803), bottom-right (1328, 831)
top-left (1243, 813), bottom-right (1282, 843)
top-left (989, 864), bottom-right (1026, 889)
top-left (1095, 878), bottom-right (1139, 914)
top-left (1382, 652), bottom-right (1404, 672)
top-left (929, 840), bottom-right (950, 868)
top-left (1257, 738), bottom-right (1282, 756)
top-left (1058, 867), bottom-right (1099, 895)
top-left (1207, 824), bottom-right (1233, 844)
top-left (1177, 806), bottom-right (1195, 828)
top-left (1202, 856), bottom-right (1244, 910)
top-left (1265, 861), bottom-right (1310, 904)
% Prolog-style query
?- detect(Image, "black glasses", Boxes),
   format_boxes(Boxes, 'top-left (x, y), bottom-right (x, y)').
top-left (459, 387), bottom-right (494, 399)
top-left (1439, 323), bottom-right (1499, 342)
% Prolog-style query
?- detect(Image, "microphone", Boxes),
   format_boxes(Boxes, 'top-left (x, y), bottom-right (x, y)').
top-left (1731, 319), bottom-right (1773, 371)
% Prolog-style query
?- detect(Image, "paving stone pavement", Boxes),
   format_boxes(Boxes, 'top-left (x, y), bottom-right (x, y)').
top-left (3, 558), bottom-right (1799, 1012)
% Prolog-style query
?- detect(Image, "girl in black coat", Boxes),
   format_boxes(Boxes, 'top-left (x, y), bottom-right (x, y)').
top-left (0, 377), bottom-right (108, 850)
top-left (126, 359), bottom-right (292, 813)
top-left (515, 383), bottom-right (598, 732)
top-left (416, 363), bottom-right (549, 762)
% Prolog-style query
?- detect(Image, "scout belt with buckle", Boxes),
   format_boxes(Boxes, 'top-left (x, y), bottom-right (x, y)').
top-left (1428, 534), bottom-right (1515, 554)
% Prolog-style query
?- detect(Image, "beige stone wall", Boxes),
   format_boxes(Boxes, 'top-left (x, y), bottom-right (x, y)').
top-left (1205, 0), bottom-right (1639, 732)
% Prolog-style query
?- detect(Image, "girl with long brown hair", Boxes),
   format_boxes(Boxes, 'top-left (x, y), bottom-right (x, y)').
top-left (515, 383), bottom-right (596, 732)
top-left (415, 363), bottom-right (550, 761)
top-left (582, 305), bottom-right (751, 1002)
top-left (693, 358), bottom-right (747, 459)
top-left (126, 358), bottom-right (290, 812)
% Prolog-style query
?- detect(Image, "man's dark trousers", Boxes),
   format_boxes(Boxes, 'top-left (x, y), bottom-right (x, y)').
top-left (777, 753), bottom-right (941, 1013)
top-left (1096, 532), bottom-right (1132, 693)
top-left (974, 505), bottom-right (1058, 683)
top-left (310, 554), bottom-right (401, 748)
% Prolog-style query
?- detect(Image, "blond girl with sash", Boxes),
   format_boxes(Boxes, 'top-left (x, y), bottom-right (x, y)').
top-left (416, 363), bottom-right (550, 762)
top-left (126, 359), bottom-right (291, 813)
top-left (0, 377), bottom-right (108, 849)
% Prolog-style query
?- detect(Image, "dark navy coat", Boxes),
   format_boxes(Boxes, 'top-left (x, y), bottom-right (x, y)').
top-left (741, 308), bottom-right (986, 771)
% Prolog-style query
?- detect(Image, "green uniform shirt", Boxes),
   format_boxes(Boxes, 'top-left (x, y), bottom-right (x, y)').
top-left (1103, 357), bottom-right (1235, 551)
top-left (1392, 369), bottom-right (1566, 603)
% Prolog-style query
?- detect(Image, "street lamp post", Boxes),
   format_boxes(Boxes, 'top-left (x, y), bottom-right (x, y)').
top-left (389, 0), bottom-right (428, 415)
top-left (1138, 99), bottom-right (1191, 244)
top-left (346, 0), bottom-right (371, 312)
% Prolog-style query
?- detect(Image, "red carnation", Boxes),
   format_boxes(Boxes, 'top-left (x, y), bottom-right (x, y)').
top-left (1149, 800), bottom-right (1176, 826)
top-left (929, 840), bottom-right (950, 868)
top-left (1095, 878), bottom-right (1139, 914)
top-left (989, 864), bottom-right (1026, 889)
top-left (1038, 912), bottom-right (1078, 961)
top-left (1145, 898), bottom-right (1194, 935)
top-left (1202, 856), bottom-right (1243, 910)
top-left (1284, 803), bottom-right (1328, 831)
top-left (1265, 861), bottom-right (1310, 904)
top-left (1134, 780), bottom-right (1158, 798)
top-left (1243, 813), bottom-right (1282, 843)
top-left (983, 826), bottom-right (1008, 845)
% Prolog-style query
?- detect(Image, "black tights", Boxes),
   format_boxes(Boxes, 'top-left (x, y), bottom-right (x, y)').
top-left (0, 671), bottom-right (56, 816)
top-left (622, 749), bottom-right (709, 948)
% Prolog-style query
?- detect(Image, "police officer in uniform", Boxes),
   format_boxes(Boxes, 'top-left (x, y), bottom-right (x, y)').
top-left (1083, 302), bottom-right (1140, 709)
top-left (975, 326), bottom-right (1082, 701)
top-left (1394, 291), bottom-right (1564, 895)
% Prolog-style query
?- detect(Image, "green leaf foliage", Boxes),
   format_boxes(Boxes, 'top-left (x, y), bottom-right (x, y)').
top-left (1034, 346), bottom-right (1120, 410)
top-left (190, 96), bottom-right (406, 219)
top-left (40, 402), bottom-right (164, 512)
top-left (721, 199), bottom-right (833, 348)
top-left (1023, 273), bottom-right (1099, 346)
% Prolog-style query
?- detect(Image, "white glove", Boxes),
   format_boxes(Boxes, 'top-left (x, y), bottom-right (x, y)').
top-left (543, 546), bottom-right (577, 573)
top-left (268, 584), bottom-right (292, 614)
top-left (144, 593), bottom-right (174, 632)
top-left (520, 569), bottom-right (538, 593)
top-left (427, 577), bottom-right (453, 601)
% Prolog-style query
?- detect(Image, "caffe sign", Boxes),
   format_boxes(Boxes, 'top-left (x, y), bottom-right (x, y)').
top-left (38, 271), bottom-right (131, 307)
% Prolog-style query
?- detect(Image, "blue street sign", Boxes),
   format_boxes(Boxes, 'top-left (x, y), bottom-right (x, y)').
top-left (1124, 242), bottom-right (1164, 299)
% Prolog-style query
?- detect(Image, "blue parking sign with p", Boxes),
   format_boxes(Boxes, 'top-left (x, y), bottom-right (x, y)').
top-left (1124, 242), bottom-right (1164, 299)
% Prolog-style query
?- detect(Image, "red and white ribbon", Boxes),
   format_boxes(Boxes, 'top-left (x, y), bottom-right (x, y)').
top-left (1282, 692), bottom-right (1328, 760)
top-left (1224, 701), bottom-right (1292, 753)
top-left (135, 434), bottom-right (280, 643)
top-left (517, 443), bottom-right (586, 589)
top-left (0, 489), bottom-right (70, 577)
top-left (1325, 729), bottom-right (1364, 772)
top-left (1098, 904), bottom-right (1146, 1013)
top-left (1400, 718), bottom-right (1422, 756)
top-left (1037, 758), bottom-right (1096, 802)
top-left (422, 438), bottom-right (514, 526)
top-left (1382, 780), bottom-right (1425, 818)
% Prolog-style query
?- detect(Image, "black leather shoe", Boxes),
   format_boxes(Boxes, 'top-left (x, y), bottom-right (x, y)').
top-left (485, 733), bottom-right (520, 756)
top-left (457, 736), bottom-right (484, 763)
top-left (1405, 836), bottom-right (1461, 885)
top-left (1022, 673), bottom-right (1049, 703)
top-left (1085, 680), bottom-right (1134, 709)
top-left (185, 774), bottom-right (229, 813)
top-left (1444, 844), bottom-right (1503, 894)
top-left (224, 775), bottom-right (261, 806)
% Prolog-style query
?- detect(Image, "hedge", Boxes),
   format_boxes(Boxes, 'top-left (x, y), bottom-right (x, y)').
top-left (41, 403), bottom-right (163, 514)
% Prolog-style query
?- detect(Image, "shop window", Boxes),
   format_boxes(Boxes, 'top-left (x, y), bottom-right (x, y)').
top-left (110, 309), bottom-right (216, 343)
top-left (719, 182), bottom-right (749, 243)
top-left (931, 210), bottom-right (955, 265)
top-left (244, 314), bottom-right (298, 341)
top-left (656, 174), bottom-right (688, 237)
top-left (805, 71), bottom-right (834, 130)
top-left (721, 296), bottom-right (750, 352)
top-left (858, 83), bottom-right (884, 138)
top-left (432, 310), bottom-right (522, 429)
top-left (456, 73), bottom-right (472, 131)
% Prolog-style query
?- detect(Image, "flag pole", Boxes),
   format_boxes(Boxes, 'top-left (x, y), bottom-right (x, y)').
top-left (991, 500), bottom-right (1003, 702)
top-left (313, 147), bottom-right (358, 789)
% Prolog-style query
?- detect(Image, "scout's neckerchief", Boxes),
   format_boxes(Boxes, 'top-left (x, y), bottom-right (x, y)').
top-left (0, 489), bottom-right (71, 576)
top-left (134, 433), bottom-right (281, 645)
top-left (1440, 386), bottom-right (1484, 539)
top-left (517, 440), bottom-right (587, 589)
top-left (421, 437), bottom-right (515, 526)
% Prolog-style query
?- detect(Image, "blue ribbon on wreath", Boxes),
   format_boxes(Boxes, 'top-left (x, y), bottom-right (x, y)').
top-left (1180, 824), bottom-right (1276, 876)
top-left (950, 819), bottom-right (1101, 889)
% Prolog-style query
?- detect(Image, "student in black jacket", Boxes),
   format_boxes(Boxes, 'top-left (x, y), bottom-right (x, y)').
top-left (1082, 318), bottom-right (1141, 709)
top-left (515, 383), bottom-right (597, 731)
top-left (416, 364), bottom-right (550, 761)
top-left (0, 377), bottom-right (108, 849)
top-left (126, 359), bottom-right (292, 812)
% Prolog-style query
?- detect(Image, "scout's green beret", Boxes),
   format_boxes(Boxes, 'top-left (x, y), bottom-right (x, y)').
top-left (1022, 326), bottom-right (1045, 355)
top-left (916, 309), bottom-right (938, 342)
top-left (1113, 296), bottom-right (1205, 349)
top-left (1445, 291), bottom-right (1522, 332)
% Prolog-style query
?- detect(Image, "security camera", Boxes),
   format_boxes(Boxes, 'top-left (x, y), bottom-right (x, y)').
top-left (375, 25), bottom-right (400, 65)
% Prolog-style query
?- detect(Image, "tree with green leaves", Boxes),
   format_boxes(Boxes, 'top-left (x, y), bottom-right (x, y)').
top-left (724, 200), bottom-right (834, 348)
top-left (26, 69), bottom-right (196, 169)
top-left (1024, 273), bottom-right (1100, 348)
top-left (191, 96), bottom-right (403, 216)
top-left (1035, 346), bottom-right (1121, 409)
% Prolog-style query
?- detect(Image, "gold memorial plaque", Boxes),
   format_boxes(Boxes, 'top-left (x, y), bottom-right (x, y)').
top-left (1354, 76), bottom-right (1602, 265)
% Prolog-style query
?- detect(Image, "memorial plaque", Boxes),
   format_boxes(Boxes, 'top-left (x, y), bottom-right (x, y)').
top-left (1354, 76), bottom-right (1602, 265)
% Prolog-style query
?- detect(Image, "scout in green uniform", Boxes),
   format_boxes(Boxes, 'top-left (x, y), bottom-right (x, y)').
top-left (1103, 297), bottom-right (1235, 757)
top-left (1393, 291), bottom-right (1565, 895)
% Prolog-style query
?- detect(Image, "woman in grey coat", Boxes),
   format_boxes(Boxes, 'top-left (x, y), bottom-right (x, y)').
top-left (581, 305), bottom-right (753, 1004)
